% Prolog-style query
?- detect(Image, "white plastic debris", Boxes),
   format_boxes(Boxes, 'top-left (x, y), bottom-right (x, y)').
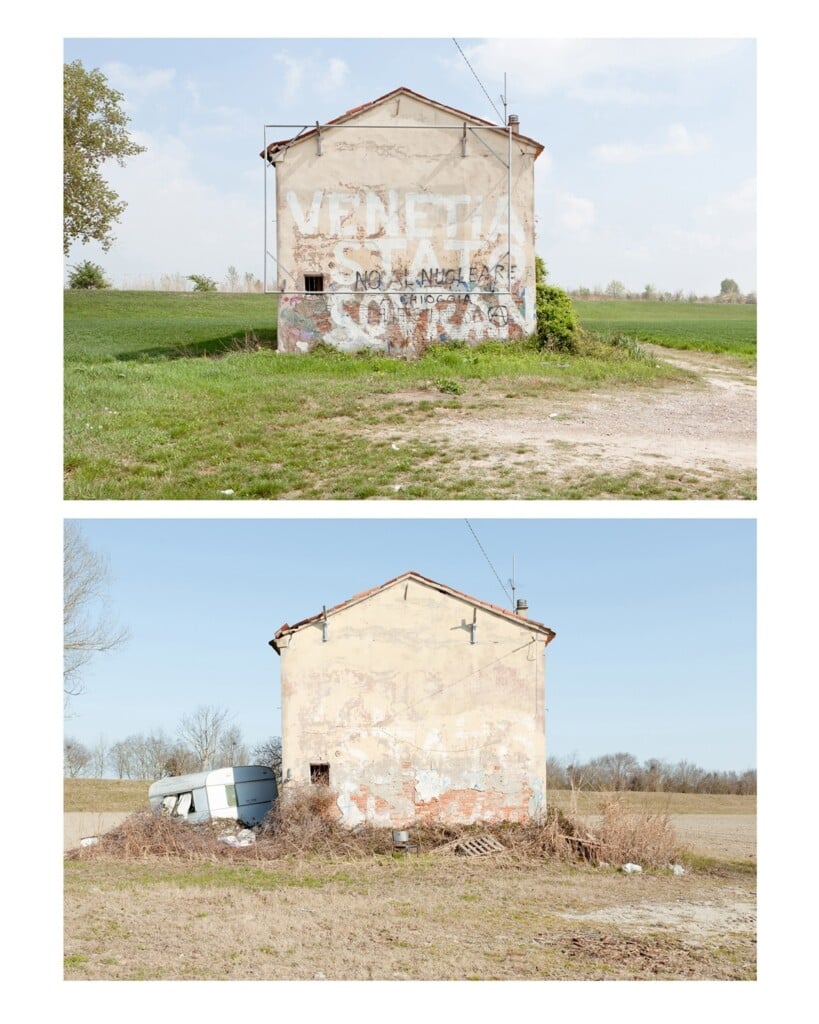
top-left (219, 489), bottom-right (235, 496)
top-left (622, 862), bottom-right (642, 873)
top-left (670, 863), bottom-right (686, 875)
top-left (218, 828), bottom-right (256, 847)
top-left (79, 836), bottom-right (99, 847)
top-left (549, 413), bottom-right (559, 419)
top-left (391, 443), bottom-right (400, 450)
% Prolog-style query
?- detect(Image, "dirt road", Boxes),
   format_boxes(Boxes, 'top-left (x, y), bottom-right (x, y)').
top-left (421, 346), bottom-right (756, 489)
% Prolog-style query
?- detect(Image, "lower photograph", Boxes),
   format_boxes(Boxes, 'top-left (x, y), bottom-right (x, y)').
top-left (63, 517), bottom-right (756, 982)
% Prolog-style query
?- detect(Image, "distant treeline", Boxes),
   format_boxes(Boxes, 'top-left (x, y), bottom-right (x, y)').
top-left (564, 278), bottom-right (756, 305)
top-left (64, 710), bottom-right (281, 782)
top-left (548, 753), bottom-right (756, 795)
top-left (66, 729), bottom-right (753, 796)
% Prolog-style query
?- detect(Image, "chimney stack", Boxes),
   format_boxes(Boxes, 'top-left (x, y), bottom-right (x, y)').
top-left (508, 114), bottom-right (520, 135)
top-left (515, 598), bottom-right (528, 617)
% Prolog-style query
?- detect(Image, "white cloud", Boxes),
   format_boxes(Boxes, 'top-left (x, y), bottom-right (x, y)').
top-left (273, 54), bottom-right (306, 105)
top-left (65, 131), bottom-right (261, 287)
top-left (454, 39), bottom-right (741, 102)
top-left (319, 58), bottom-right (349, 95)
top-left (272, 53), bottom-right (349, 105)
top-left (102, 62), bottom-right (175, 97)
top-left (593, 124), bottom-right (708, 163)
top-left (558, 193), bottom-right (595, 236)
top-left (702, 177), bottom-right (756, 219)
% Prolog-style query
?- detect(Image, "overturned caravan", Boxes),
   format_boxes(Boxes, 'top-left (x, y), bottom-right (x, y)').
top-left (148, 765), bottom-right (278, 826)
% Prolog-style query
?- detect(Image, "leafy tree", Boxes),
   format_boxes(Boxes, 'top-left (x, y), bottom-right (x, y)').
top-left (225, 266), bottom-right (240, 292)
top-left (188, 274), bottom-right (218, 292)
top-left (720, 278), bottom-right (740, 296)
top-left (68, 260), bottom-right (111, 290)
top-left (605, 280), bottom-right (626, 299)
top-left (64, 60), bottom-right (146, 255)
top-left (534, 257), bottom-right (578, 353)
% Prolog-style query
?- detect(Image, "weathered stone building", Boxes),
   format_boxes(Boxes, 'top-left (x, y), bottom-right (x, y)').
top-left (263, 87), bottom-right (545, 354)
top-left (269, 571), bottom-right (556, 827)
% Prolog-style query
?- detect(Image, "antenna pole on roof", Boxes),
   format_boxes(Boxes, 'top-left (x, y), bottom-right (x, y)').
top-left (508, 554), bottom-right (516, 612)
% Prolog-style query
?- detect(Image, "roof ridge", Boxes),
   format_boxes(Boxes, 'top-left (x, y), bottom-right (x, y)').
top-left (262, 86), bottom-right (545, 159)
top-left (270, 570), bottom-right (555, 650)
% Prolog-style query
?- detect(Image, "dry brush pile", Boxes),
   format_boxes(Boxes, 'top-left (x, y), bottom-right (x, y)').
top-left (66, 787), bottom-right (681, 869)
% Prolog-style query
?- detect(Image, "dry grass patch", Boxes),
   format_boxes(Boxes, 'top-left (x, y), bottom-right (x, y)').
top-left (65, 788), bottom-right (755, 981)
top-left (68, 790), bottom-right (679, 871)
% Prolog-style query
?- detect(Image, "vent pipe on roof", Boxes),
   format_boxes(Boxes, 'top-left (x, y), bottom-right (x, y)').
top-left (515, 598), bottom-right (528, 618)
top-left (508, 114), bottom-right (520, 134)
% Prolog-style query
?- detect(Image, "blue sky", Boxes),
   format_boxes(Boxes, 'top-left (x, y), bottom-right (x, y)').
top-left (62, 36), bottom-right (755, 296)
top-left (64, 517), bottom-right (756, 773)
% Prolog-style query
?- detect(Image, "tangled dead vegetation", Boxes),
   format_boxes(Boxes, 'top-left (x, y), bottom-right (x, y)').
top-left (66, 788), bottom-right (681, 869)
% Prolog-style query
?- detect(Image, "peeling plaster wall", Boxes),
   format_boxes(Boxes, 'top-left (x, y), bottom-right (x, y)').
top-left (272, 92), bottom-right (539, 354)
top-left (278, 578), bottom-right (547, 827)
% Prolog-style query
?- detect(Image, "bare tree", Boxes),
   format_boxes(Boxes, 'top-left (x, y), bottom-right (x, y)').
top-left (216, 725), bottom-right (248, 768)
top-left (90, 736), bottom-right (108, 778)
top-left (587, 751), bottom-right (640, 791)
top-left (252, 736), bottom-right (282, 784)
top-left (64, 523), bottom-right (127, 709)
top-left (64, 736), bottom-right (92, 777)
top-left (177, 706), bottom-right (232, 771)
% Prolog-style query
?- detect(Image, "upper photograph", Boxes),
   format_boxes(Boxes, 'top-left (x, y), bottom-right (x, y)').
top-left (63, 38), bottom-right (756, 500)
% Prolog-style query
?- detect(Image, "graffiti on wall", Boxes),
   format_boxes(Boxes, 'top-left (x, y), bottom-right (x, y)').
top-left (279, 188), bottom-right (533, 352)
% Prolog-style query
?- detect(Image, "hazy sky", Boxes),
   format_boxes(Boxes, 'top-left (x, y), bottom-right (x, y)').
top-left (62, 36), bottom-right (755, 296)
top-left (65, 517), bottom-right (756, 773)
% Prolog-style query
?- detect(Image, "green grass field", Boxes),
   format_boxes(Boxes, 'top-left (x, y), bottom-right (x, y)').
top-left (66, 291), bottom-right (713, 501)
top-left (574, 299), bottom-right (756, 356)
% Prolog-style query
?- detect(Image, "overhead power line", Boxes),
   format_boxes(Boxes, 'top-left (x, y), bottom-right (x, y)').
top-left (465, 520), bottom-right (512, 607)
top-left (452, 38), bottom-right (504, 124)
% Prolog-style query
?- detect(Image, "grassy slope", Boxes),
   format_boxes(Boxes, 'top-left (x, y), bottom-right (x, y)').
top-left (65, 291), bottom-right (694, 500)
top-left (64, 778), bottom-right (151, 812)
top-left (574, 299), bottom-right (757, 356)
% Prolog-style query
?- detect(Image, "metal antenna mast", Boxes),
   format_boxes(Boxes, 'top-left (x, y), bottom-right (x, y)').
top-left (508, 554), bottom-right (516, 611)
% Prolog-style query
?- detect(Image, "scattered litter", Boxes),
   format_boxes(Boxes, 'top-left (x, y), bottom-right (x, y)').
top-left (218, 828), bottom-right (256, 847)
top-left (314, 972), bottom-right (326, 980)
top-left (79, 836), bottom-right (99, 847)
top-left (670, 863), bottom-right (686, 875)
top-left (622, 862), bottom-right (643, 873)
top-left (392, 484), bottom-right (402, 492)
top-left (391, 443), bottom-right (400, 450)
top-left (219, 489), bottom-right (235, 496)
top-left (549, 413), bottom-right (559, 419)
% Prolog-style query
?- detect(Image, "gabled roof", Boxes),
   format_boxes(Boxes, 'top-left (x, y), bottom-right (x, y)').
top-left (269, 570), bottom-right (555, 653)
top-left (262, 86), bottom-right (545, 162)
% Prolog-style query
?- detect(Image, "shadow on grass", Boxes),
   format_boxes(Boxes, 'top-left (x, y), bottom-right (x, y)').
top-left (114, 329), bottom-right (278, 362)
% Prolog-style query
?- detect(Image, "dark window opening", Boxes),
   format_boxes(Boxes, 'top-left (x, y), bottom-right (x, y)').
top-left (304, 274), bottom-right (324, 293)
top-left (310, 763), bottom-right (330, 785)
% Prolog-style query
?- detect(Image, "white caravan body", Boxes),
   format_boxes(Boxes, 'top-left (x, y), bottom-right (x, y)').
top-left (148, 765), bottom-right (278, 826)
